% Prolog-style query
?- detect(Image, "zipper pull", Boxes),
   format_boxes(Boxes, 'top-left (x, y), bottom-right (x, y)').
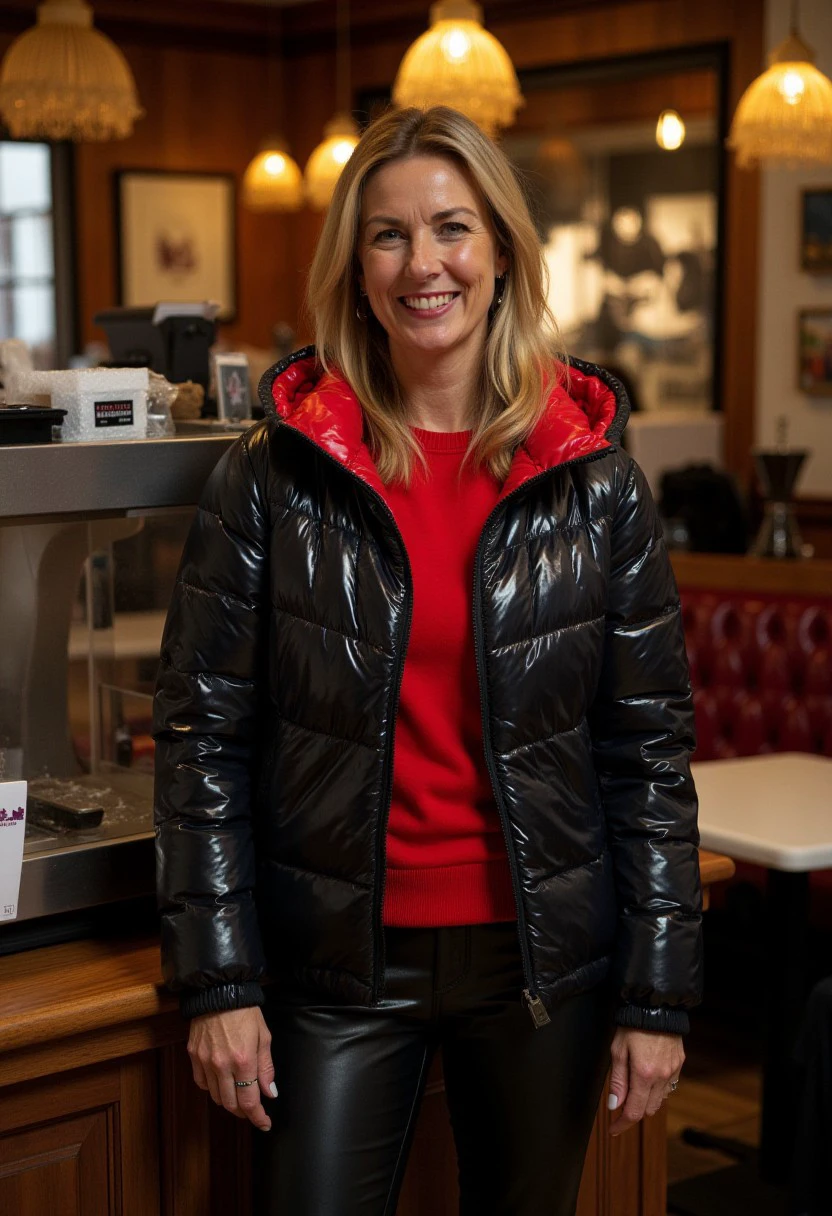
top-left (523, 989), bottom-right (551, 1029)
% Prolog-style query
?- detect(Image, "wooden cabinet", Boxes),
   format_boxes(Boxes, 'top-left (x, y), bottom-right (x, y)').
top-left (0, 1056), bottom-right (158, 1216)
top-left (0, 851), bottom-right (733, 1216)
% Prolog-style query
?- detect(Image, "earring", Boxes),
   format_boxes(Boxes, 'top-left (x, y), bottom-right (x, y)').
top-left (356, 290), bottom-right (368, 321)
top-left (493, 273), bottom-right (507, 312)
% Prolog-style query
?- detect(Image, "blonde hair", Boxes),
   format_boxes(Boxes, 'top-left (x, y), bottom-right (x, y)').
top-left (306, 105), bottom-right (562, 485)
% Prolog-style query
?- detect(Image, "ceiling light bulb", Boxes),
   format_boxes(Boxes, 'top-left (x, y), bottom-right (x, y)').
top-left (656, 109), bottom-right (686, 151)
top-left (443, 29), bottom-right (471, 61)
top-left (779, 70), bottom-right (806, 104)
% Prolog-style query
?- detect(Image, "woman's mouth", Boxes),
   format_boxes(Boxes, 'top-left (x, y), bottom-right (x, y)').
top-left (398, 291), bottom-right (460, 317)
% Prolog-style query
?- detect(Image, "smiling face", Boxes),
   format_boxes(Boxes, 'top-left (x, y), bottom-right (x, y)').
top-left (358, 154), bottom-right (507, 367)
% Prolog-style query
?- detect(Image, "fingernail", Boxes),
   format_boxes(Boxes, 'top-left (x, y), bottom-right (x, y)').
top-left (607, 1093), bottom-right (619, 1110)
top-left (269, 1082), bottom-right (278, 1098)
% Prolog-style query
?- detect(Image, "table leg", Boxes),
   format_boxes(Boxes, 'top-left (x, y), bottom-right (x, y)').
top-left (759, 867), bottom-right (810, 1186)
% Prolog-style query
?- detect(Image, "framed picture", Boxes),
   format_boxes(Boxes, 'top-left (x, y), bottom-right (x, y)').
top-left (116, 170), bottom-right (236, 321)
top-left (800, 189), bottom-right (832, 273)
top-left (213, 352), bottom-right (251, 420)
top-left (797, 308), bottom-right (832, 396)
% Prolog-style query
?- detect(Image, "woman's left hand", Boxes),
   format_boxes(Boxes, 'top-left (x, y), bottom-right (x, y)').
top-left (606, 1028), bottom-right (685, 1136)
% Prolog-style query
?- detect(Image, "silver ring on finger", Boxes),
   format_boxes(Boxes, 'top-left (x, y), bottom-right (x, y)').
top-left (234, 1077), bottom-right (258, 1087)
top-left (668, 1078), bottom-right (679, 1093)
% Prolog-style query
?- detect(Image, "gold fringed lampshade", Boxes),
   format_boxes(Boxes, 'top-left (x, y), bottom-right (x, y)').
top-left (0, 0), bottom-right (143, 141)
top-left (304, 114), bottom-right (359, 210)
top-left (727, 31), bottom-right (832, 168)
top-left (242, 138), bottom-right (304, 213)
top-left (392, 0), bottom-right (523, 138)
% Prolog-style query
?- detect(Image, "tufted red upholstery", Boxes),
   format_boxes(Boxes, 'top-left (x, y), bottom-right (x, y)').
top-left (680, 586), bottom-right (832, 926)
top-left (680, 590), bottom-right (832, 761)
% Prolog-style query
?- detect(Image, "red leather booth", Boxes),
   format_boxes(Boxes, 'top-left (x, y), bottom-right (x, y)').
top-left (681, 591), bottom-right (832, 761)
top-left (673, 555), bottom-right (832, 926)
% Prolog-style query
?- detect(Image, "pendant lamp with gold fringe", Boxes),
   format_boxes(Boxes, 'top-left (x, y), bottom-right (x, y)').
top-left (304, 0), bottom-right (359, 210)
top-left (242, 4), bottom-right (303, 213)
top-left (0, 0), bottom-right (143, 142)
top-left (392, 1), bottom-right (523, 139)
top-left (727, 0), bottom-right (832, 168)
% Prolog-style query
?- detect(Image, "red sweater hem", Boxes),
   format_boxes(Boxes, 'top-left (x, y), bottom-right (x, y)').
top-left (383, 859), bottom-right (517, 928)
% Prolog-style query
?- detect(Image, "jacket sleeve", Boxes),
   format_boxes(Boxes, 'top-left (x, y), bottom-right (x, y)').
top-left (588, 452), bottom-right (703, 1035)
top-left (153, 430), bottom-right (270, 1018)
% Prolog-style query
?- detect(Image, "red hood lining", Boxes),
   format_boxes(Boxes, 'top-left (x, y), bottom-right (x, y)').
top-left (266, 351), bottom-right (619, 504)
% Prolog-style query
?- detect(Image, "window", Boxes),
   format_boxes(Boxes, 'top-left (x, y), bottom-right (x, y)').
top-left (0, 141), bottom-right (57, 368)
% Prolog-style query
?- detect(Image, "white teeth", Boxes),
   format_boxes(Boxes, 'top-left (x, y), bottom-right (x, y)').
top-left (402, 293), bottom-right (456, 310)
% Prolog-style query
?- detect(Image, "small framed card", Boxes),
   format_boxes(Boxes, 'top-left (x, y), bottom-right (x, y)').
top-left (798, 308), bottom-right (832, 396)
top-left (213, 352), bottom-right (252, 421)
top-left (0, 780), bottom-right (26, 922)
top-left (800, 189), bottom-right (832, 273)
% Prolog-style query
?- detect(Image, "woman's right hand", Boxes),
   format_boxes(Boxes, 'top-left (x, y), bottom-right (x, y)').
top-left (187, 1006), bottom-right (277, 1131)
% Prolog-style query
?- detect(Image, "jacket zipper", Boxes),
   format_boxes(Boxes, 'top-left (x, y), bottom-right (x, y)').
top-left (274, 422), bottom-right (413, 1005)
top-left (276, 418), bottom-right (613, 1020)
top-left (471, 446), bottom-right (614, 1028)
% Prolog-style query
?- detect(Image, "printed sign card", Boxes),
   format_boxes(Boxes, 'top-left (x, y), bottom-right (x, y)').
top-left (0, 780), bottom-right (26, 922)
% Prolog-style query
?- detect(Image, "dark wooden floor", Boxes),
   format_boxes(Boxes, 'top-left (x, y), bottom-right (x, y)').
top-left (666, 1014), bottom-right (761, 1189)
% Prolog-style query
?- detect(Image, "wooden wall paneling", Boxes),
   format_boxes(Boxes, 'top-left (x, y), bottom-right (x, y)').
top-left (71, 36), bottom-right (298, 354)
top-left (718, 1), bottom-right (763, 491)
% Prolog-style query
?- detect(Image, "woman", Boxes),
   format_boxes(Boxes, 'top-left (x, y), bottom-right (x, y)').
top-left (154, 105), bottom-right (701, 1216)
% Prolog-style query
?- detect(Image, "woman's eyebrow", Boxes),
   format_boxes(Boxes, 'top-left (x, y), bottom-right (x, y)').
top-left (363, 206), bottom-right (478, 229)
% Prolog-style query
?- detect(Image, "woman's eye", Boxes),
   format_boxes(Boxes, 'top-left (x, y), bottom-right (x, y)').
top-left (374, 229), bottom-right (402, 242)
top-left (441, 222), bottom-right (469, 236)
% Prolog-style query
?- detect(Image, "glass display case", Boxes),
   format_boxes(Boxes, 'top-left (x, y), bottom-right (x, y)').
top-left (0, 433), bottom-right (234, 935)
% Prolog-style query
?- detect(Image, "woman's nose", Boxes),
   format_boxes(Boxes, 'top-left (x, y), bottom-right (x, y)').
top-left (406, 233), bottom-right (440, 280)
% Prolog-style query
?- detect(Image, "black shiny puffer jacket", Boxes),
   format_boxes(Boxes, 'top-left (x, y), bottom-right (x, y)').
top-left (153, 348), bottom-right (702, 1033)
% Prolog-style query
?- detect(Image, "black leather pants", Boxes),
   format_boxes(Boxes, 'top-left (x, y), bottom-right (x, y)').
top-left (254, 923), bottom-right (615, 1216)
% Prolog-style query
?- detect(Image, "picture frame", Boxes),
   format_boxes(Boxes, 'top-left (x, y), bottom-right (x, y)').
top-left (213, 352), bottom-right (252, 420)
top-left (800, 188), bottom-right (832, 274)
top-left (797, 308), bottom-right (832, 397)
top-left (115, 169), bottom-right (237, 321)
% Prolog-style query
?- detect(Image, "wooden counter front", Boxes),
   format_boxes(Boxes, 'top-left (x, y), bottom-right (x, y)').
top-left (0, 851), bottom-right (734, 1216)
top-left (670, 551), bottom-right (832, 598)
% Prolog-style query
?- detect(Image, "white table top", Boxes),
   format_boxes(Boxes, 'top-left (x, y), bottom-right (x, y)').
top-left (692, 753), bottom-right (832, 872)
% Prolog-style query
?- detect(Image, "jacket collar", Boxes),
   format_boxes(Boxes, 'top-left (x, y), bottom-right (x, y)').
top-left (258, 346), bottom-right (628, 504)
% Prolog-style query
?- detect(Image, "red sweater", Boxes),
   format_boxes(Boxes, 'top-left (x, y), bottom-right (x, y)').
top-left (382, 426), bottom-right (516, 927)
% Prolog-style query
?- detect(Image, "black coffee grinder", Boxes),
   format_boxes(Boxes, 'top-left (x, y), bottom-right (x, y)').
top-left (751, 417), bottom-right (809, 560)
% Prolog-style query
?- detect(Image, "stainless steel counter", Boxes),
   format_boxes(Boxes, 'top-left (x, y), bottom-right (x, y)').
top-left (0, 433), bottom-right (236, 521)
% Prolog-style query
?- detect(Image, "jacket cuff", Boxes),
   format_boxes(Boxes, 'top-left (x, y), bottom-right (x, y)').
top-left (615, 1003), bottom-right (690, 1035)
top-left (179, 981), bottom-right (266, 1019)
